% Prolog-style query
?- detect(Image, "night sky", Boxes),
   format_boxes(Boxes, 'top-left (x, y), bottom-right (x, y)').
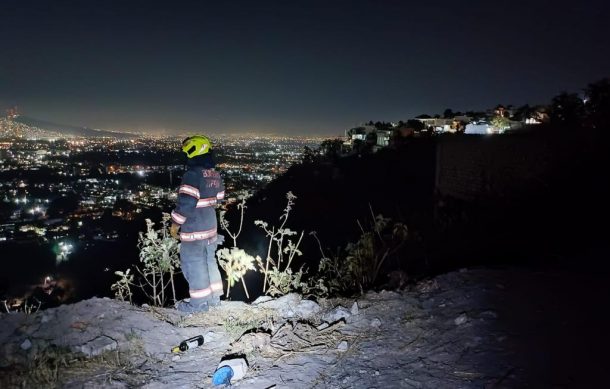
top-left (1, 0), bottom-right (609, 135)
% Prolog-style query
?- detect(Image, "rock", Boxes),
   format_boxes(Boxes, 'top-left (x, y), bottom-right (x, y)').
top-left (370, 318), bottom-right (382, 329)
top-left (316, 323), bottom-right (330, 331)
top-left (75, 335), bottom-right (118, 357)
top-left (172, 355), bottom-right (180, 362)
top-left (248, 332), bottom-right (271, 349)
top-left (40, 314), bottom-right (52, 323)
top-left (295, 300), bottom-right (321, 319)
top-left (337, 341), bottom-right (349, 352)
top-left (20, 339), bottom-right (32, 351)
top-left (142, 304), bottom-right (149, 309)
top-left (454, 313), bottom-right (468, 326)
top-left (233, 332), bottom-right (271, 353)
top-left (256, 293), bottom-right (302, 318)
top-left (204, 331), bottom-right (222, 343)
top-left (322, 306), bottom-right (351, 323)
top-left (480, 310), bottom-right (498, 319)
top-left (256, 295), bottom-right (320, 319)
top-left (404, 377), bottom-right (422, 387)
top-left (350, 301), bottom-right (359, 315)
top-left (252, 296), bottom-right (273, 305)
top-left (374, 370), bottom-right (380, 376)
top-left (378, 290), bottom-right (400, 299)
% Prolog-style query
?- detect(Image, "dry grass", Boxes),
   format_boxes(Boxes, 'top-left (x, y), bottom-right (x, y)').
top-left (229, 319), bottom-right (352, 364)
top-left (0, 344), bottom-right (152, 388)
top-left (179, 301), bottom-right (278, 340)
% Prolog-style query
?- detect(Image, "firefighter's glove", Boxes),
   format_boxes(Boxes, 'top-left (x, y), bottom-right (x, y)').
top-left (170, 223), bottom-right (180, 240)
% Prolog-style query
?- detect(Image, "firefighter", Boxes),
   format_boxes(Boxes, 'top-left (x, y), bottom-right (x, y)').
top-left (170, 135), bottom-right (225, 313)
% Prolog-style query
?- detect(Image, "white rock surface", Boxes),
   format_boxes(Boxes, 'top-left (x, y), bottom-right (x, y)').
top-left (1, 269), bottom-right (603, 388)
top-left (454, 313), bottom-right (468, 326)
top-left (75, 335), bottom-right (118, 357)
top-left (259, 295), bottom-right (322, 320)
top-left (295, 299), bottom-right (322, 318)
top-left (20, 339), bottom-right (32, 351)
top-left (351, 301), bottom-right (359, 315)
top-left (322, 305), bottom-right (351, 323)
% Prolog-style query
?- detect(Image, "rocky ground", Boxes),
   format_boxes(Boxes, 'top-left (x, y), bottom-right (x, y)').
top-left (1, 267), bottom-right (608, 388)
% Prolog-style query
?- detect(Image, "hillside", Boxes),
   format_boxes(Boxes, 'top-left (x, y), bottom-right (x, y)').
top-left (225, 129), bottom-right (610, 296)
top-left (225, 139), bottom-right (438, 294)
top-left (1, 267), bottom-right (607, 388)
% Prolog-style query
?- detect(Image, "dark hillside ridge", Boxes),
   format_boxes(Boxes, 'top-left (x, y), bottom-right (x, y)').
top-left (230, 139), bottom-right (436, 284)
top-left (226, 128), bottom-right (609, 294)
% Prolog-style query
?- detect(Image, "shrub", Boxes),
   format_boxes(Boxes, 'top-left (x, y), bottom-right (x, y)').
top-left (215, 193), bottom-right (410, 299)
top-left (315, 209), bottom-right (408, 294)
top-left (255, 192), bottom-right (307, 297)
top-left (1, 297), bottom-right (42, 314)
top-left (216, 247), bottom-right (258, 299)
top-left (219, 191), bottom-right (313, 298)
top-left (111, 213), bottom-right (180, 306)
top-left (218, 195), bottom-right (260, 299)
top-left (111, 269), bottom-right (134, 303)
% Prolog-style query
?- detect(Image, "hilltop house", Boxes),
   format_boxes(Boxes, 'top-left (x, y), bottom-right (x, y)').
top-left (417, 118), bottom-right (453, 132)
top-left (375, 130), bottom-right (392, 148)
top-left (343, 124), bottom-right (395, 153)
top-left (416, 116), bottom-right (472, 133)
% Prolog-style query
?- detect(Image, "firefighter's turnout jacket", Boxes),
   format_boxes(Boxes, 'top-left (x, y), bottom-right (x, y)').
top-left (171, 166), bottom-right (225, 243)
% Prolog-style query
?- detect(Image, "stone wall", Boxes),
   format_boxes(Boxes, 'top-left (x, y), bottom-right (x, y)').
top-left (434, 132), bottom-right (587, 202)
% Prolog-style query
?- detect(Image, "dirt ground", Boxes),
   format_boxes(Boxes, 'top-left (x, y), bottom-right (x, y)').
top-left (1, 267), bottom-right (608, 388)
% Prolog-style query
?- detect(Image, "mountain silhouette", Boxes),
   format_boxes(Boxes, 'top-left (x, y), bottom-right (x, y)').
top-left (15, 116), bottom-right (135, 138)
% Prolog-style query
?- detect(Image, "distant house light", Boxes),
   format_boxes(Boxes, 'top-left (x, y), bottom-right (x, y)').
top-left (525, 118), bottom-right (541, 125)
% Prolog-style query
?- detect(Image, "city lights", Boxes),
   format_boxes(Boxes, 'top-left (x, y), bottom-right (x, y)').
top-left (0, 127), bottom-right (323, 243)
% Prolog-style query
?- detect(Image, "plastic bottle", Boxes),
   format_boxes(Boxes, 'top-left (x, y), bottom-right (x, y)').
top-left (171, 335), bottom-right (204, 353)
top-left (212, 357), bottom-right (248, 386)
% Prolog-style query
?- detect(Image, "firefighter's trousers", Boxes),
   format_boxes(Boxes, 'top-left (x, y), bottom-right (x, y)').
top-left (180, 240), bottom-right (223, 299)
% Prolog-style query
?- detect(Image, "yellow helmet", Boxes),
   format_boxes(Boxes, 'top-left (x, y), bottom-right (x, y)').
top-left (182, 135), bottom-right (212, 158)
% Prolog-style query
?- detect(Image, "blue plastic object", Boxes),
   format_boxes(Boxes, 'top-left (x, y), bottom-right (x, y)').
top-left (212, 366), bottom-right (234, 386)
